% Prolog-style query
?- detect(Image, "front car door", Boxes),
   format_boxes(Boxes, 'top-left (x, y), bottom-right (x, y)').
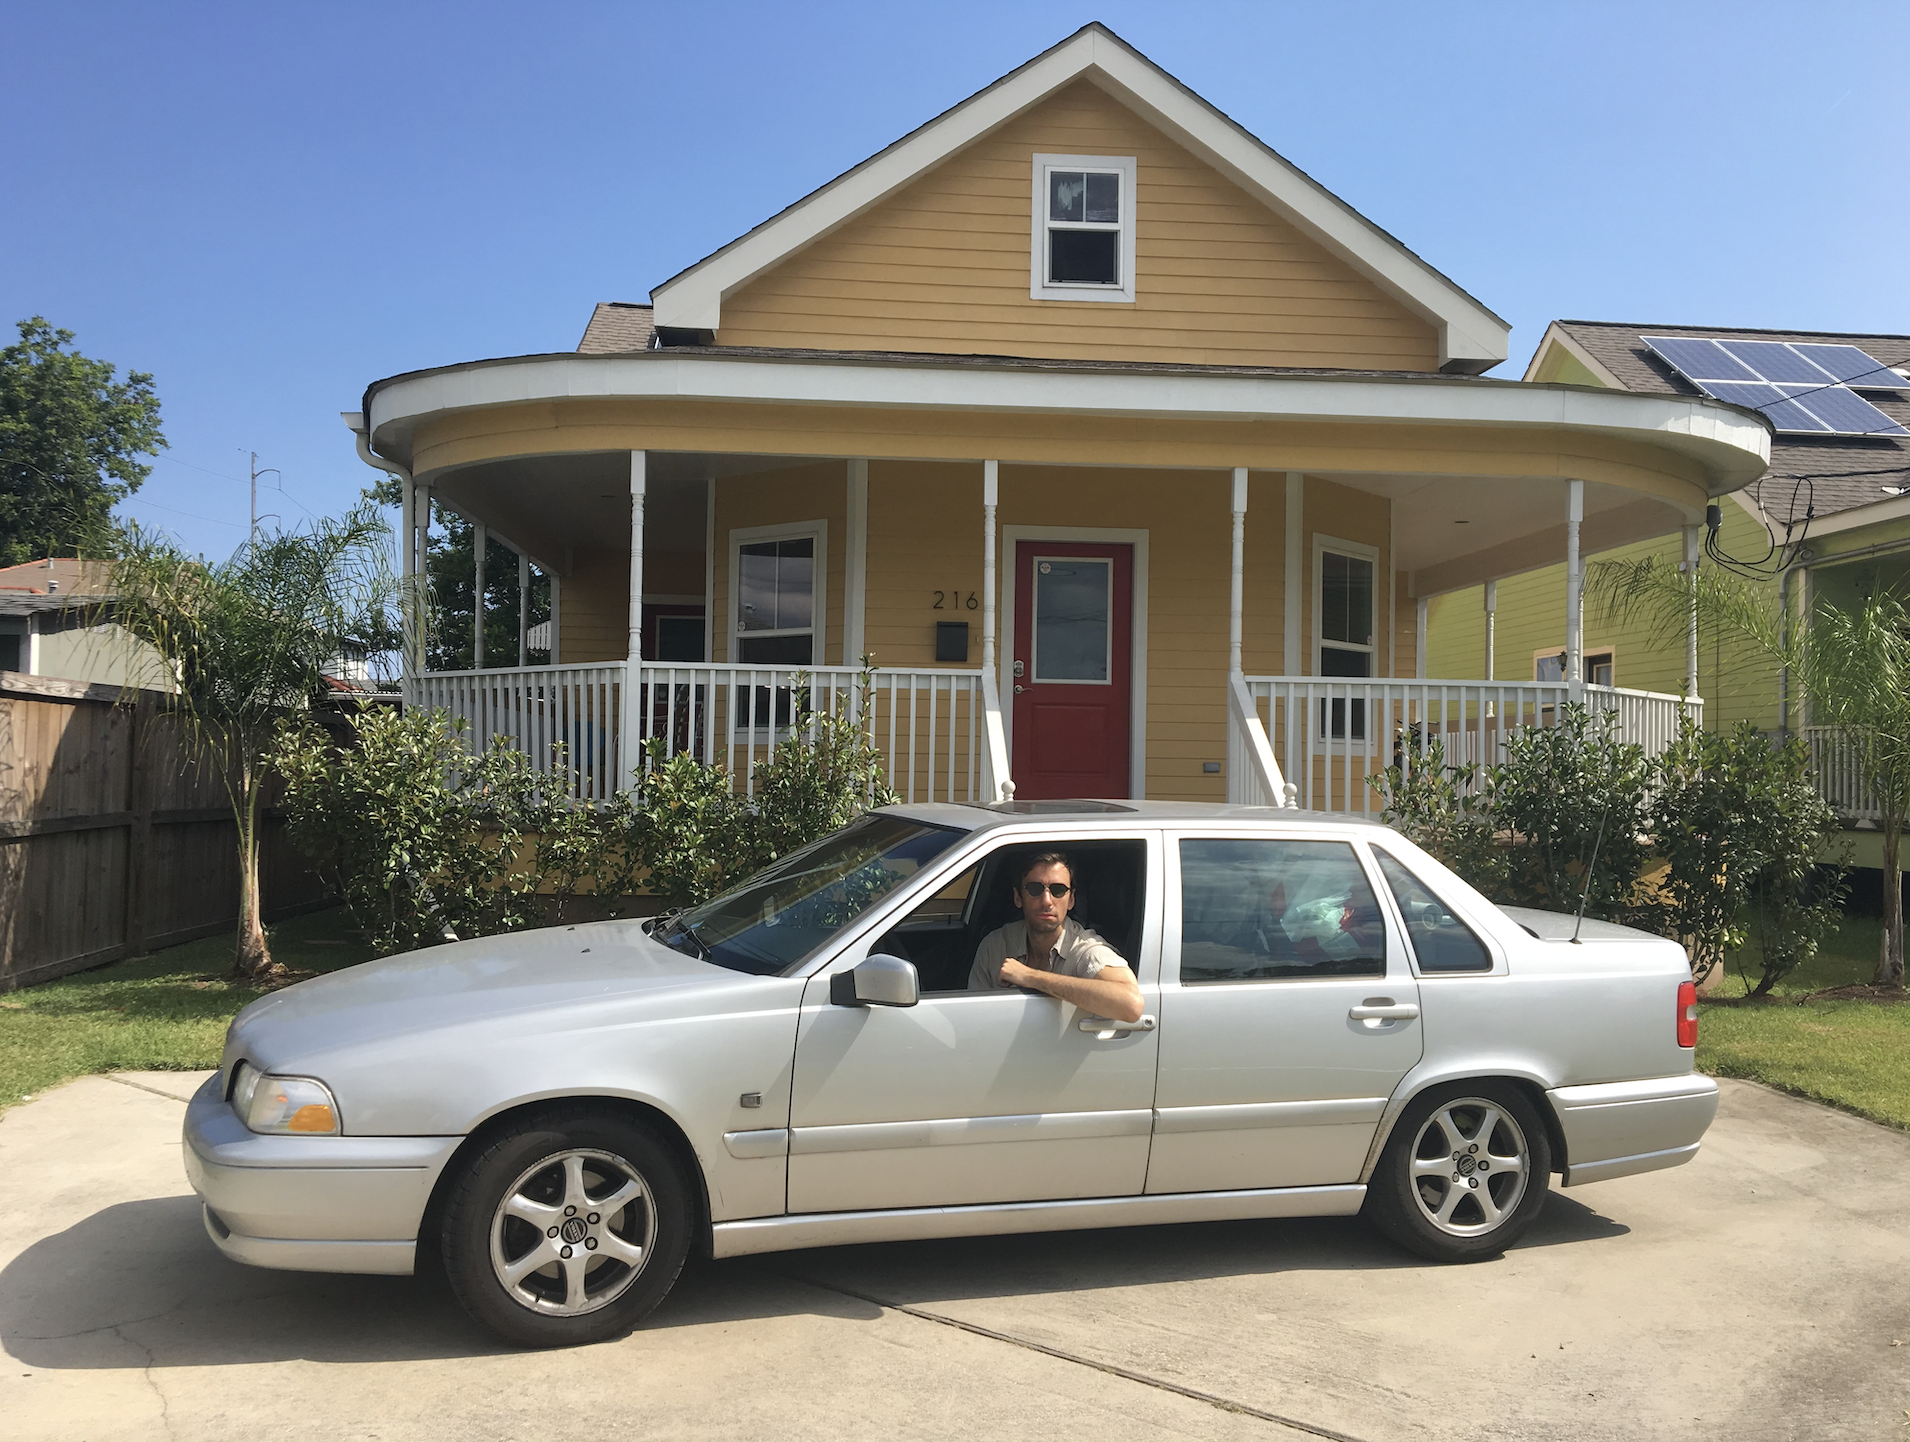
top-left (787, 830), bottom-right (1161, 1214)
top-left (1148, 828), bottom-right (1422, 1193)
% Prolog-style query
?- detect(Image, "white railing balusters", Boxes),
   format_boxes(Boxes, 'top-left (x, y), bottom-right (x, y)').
top-left (1804, 726), bottom-right (1878, 822)
top-left (1237, 675), bottom-right (1701, 815)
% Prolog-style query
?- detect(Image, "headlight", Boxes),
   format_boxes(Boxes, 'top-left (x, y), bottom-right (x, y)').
top-left (229, 1061), bottom-right (340, 1135)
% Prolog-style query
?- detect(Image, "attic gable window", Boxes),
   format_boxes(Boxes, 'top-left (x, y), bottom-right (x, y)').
top-left (1031, 153), bottom-right (1137, 303)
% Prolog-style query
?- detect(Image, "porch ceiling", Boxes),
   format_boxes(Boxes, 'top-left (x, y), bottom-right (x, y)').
top-left (427, 451), bottom-right (818, 574)
top-left (1325, 471), bottom-right (1691, 596)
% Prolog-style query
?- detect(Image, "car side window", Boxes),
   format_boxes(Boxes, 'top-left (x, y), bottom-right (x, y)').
top-left (1177, 838), bottom-right (1386, 982)
top-left (1372, 848), bottom-right (1492, 973)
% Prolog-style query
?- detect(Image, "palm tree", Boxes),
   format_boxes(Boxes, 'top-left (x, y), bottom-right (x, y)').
top-left (1593, 557), bottom-right (1910, 988)
top-left (112, 505), bottom-right (397, 978)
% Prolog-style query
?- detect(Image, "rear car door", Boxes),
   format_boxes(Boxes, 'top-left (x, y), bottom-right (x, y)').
top-left (787, 831), bottom-right (1161, 1214)
top-left (1147, 828), bottom-right (1422, 1193)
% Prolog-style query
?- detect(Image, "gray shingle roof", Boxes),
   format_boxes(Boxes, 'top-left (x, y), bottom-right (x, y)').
top-left (578, 303), bottom-right (656, 354)
top-left (1554, 320), bottom-right (1910, 523)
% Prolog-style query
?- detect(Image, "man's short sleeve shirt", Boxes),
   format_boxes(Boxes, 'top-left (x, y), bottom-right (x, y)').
top-left (968, 917), bottom-right (1126, 991)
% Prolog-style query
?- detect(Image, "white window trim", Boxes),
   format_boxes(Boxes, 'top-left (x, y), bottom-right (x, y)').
top-left (727, 519), bottom-right (827, 667)
top-left (1030, 153), bottom-right (1137, 304)
top-left (1313, 534), bottom-right (1379, 677)
top-left (1312, 534), bottom-right (1380, 749)
top-left (1533, 643), bottom-right (1615, 685)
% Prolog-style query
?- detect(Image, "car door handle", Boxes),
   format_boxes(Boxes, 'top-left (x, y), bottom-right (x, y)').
top-left (1349, 1002), bottom-right (1419, 1021)
top-left (1079, 1013), bottom-right (1156, 1037)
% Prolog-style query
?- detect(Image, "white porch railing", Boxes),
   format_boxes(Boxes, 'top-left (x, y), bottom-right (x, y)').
top-left (1230, 676), bottom-right (1702, 815)
top-left (407, 661), bottom-right (1010, 805)
top-left (1804, 726), bottom-right (1879, 823)
top-left (409, 662), bottom-right (627, 802)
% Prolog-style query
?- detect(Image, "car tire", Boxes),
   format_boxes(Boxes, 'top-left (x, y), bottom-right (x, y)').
top-left (1362, 1082), bottom-right (1552, 1263)
top-left (439, 1107), bottom-right (694, 1348)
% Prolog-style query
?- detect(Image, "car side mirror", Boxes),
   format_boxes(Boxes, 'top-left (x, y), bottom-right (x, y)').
top-left (829, 954), bottom-right (920, 1008)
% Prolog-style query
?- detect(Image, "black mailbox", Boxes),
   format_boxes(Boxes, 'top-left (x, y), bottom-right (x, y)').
top-left (935, 621), bottom-right (970, 663)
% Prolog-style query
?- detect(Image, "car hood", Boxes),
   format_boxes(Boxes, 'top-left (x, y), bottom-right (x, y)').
top-left (225, 919), bottom-right (738, 1075)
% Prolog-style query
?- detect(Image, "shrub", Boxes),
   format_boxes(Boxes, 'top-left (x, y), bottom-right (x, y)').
top-left (1492, 705), bottom-right (1653, 918)
top-left (275, 707), bottom-right (638, 955)
top-left (1371, 733), bottom-right (1507, 895)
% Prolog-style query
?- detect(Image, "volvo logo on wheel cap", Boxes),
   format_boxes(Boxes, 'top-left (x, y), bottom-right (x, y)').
top-left (560, 1217), bottom-right (589, 1244)
top-left (1456, 1154), bottom-right (1478, 1176)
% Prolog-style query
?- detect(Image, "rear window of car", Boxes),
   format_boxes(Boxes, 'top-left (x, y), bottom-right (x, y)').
top-left (1178, 838), bottom-right (1386, 982)
top-left (1371, 847), bottom-right (1493, 973)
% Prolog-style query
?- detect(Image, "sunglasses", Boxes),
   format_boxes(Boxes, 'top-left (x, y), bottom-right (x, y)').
top-left (1020, 881), bottom-right (1072, 900)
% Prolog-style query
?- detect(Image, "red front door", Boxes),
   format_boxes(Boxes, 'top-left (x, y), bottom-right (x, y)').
top-left (1011, 541), bottom-right (1133, 799)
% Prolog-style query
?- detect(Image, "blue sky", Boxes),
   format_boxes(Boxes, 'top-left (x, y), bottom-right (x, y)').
top-left (6, 1), bottom-right (1908, 560)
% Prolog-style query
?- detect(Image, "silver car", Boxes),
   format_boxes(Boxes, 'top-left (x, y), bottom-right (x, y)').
top-left (184, 802), bottom-right (1717, 1347)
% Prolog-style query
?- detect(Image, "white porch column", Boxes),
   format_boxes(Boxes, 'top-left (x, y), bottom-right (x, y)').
top-left (399, 472), bottom-right (416, 680)
top-left (1683, 523), bottom-right (1702, 698)
top-left (517, 551), bottom-right (529, 667)
top-left (619, 452), bottom-right (646, 793)
top-left (1229, 468), bottom-right (1248, 674)
top-left (1415, 597), bottom-right (1428, 679)
top-left (844, 459), bottom-right (868, 667)
top-left (549, 574), bottom-right (562, 665)
top-left (982, 460), bottom-right (999, 674)
top-left (1283, 471), bottom-right (1303, 673)
top-left (415, 483), bottom-right (432, 675)
top-left (1565, 478), bottom-right (1585, 701)
top-left (1483, 580), bottom-right (1497, 681)
top-left (473, 522), bottom-right (487, 670)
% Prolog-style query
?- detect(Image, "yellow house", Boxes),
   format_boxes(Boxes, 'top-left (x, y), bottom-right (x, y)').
top-left (346, 24), bottom-right (1768, 812)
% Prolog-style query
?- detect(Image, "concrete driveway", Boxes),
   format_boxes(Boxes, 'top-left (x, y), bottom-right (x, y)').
top-left (2, 1073), bottom-right (1906, 1442)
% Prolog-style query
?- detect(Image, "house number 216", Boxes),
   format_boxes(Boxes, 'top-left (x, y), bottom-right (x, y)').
top-left (932, 591), bottom-right (979, 610)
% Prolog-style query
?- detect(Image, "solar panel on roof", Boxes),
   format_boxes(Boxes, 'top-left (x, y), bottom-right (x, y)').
top-left (1642, 336), bottom-right (1760, 383)
top-left (1784, 385), bottom-right (1910, 437)
top-left (1717, 340), bottom-right (1829, 384)
top-left (1706, 382), bottom-right (1831, 432)
top-left (1792, 343), bottom-right (1910, 391)
top-left (1641, 334), bottom-right (1910, 435)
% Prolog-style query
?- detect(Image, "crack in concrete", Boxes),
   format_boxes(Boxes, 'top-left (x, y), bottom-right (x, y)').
top-left (103, 1075), bottom-right (197, 1104)
top-left (767, 1267), bottom-right (1372, 1442)
top-left (110, 1323), bottom-right (177, 1441)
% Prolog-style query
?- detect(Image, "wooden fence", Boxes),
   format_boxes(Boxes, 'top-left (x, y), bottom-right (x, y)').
top-left (0, 673), bottom-right (334, 990)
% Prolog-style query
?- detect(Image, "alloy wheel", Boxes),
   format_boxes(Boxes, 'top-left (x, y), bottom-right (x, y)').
top-left (1406, 1097), bottom-right (1530, 1238)
top-left (487, 1148), bottom-right (656, 1316)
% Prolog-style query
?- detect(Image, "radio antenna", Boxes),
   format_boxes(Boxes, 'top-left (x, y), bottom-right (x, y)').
top-left (1571, 786), bottom-right (1614, 945)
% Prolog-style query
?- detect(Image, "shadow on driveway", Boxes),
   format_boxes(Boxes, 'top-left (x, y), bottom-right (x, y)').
top-left (1, 1191), bottom-right (1624, 1369)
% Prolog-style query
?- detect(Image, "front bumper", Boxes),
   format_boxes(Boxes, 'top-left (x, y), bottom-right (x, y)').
top-left (182, 1073), bottom-right (461, 1275)
top-left (1548, 1073), bottom-right (1719, 1186)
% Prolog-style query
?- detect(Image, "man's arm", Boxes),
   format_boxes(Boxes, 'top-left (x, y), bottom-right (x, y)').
top-left (998, 958), bottom-right (1145, 1023)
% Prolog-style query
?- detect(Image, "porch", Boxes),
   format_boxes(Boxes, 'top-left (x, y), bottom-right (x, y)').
top-left (356, 351), bottom-right (1765, 817)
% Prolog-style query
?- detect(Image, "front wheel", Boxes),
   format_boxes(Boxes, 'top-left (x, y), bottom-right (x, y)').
top-left (440, 1108), bottom-right (694, 1347)
top-left (1363, 1083), bottom-right (1552, 1263)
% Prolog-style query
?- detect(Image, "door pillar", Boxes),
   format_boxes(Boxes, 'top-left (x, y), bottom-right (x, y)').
top-left (1229, 468), bottom-right (1247, 675)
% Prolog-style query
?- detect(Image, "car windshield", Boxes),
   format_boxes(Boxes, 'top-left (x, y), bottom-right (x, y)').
top-left (654, 814), bottom-right (966, 976)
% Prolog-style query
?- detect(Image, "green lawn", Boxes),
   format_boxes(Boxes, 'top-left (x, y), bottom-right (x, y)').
top-left (0, 908), bottom-right (371, 1113)
top-left (1698, 911), bottom-right (1910, 1131)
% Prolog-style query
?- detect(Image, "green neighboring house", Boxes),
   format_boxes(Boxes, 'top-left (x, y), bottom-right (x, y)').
top-left (1426, 319), bottom-right (1910, 870)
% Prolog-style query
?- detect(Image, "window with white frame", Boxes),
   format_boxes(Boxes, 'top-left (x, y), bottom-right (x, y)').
top-left (1315, 540), bottom-right (1377, 741)
top-left (734, 530), bottom-right (820, 666)
top-left (1030, 154), bottom-right (1137, 302)
top-left (1535, 646), bottom-right (1614, 686)
top-left (730, 522), bottom-right (826, 731)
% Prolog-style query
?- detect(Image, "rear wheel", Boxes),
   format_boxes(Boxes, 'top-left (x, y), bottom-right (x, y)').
top-left (1363, 1083), bottom-right (1551, 1262)
top-left (440, 1108), bottom-right (693, 1347)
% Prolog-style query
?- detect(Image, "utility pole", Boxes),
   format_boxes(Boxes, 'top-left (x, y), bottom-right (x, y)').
top-left (246, 452), bottom-right (281, 547)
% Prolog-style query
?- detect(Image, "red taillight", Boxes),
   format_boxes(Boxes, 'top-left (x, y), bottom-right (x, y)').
top-left (1676, 980), bottom-right (1698, 1048)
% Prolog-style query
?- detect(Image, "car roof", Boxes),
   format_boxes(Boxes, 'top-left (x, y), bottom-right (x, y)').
top-left (882, 799), bottom-right (1395, 835)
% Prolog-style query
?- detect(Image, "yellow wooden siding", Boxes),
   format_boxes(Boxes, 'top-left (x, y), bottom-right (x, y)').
top-left (1424, 501), bottom-right (1779, 729)
top-left (558, 547), bottom-right (629, 663)
top-left (715, 82), bottom-right (1440, 370)
top-left (711, 461), bottom-right (848, 666)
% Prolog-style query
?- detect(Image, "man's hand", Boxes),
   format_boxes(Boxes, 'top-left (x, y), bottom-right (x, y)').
top-left (998, 957), bottom-right (1145, 1024)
